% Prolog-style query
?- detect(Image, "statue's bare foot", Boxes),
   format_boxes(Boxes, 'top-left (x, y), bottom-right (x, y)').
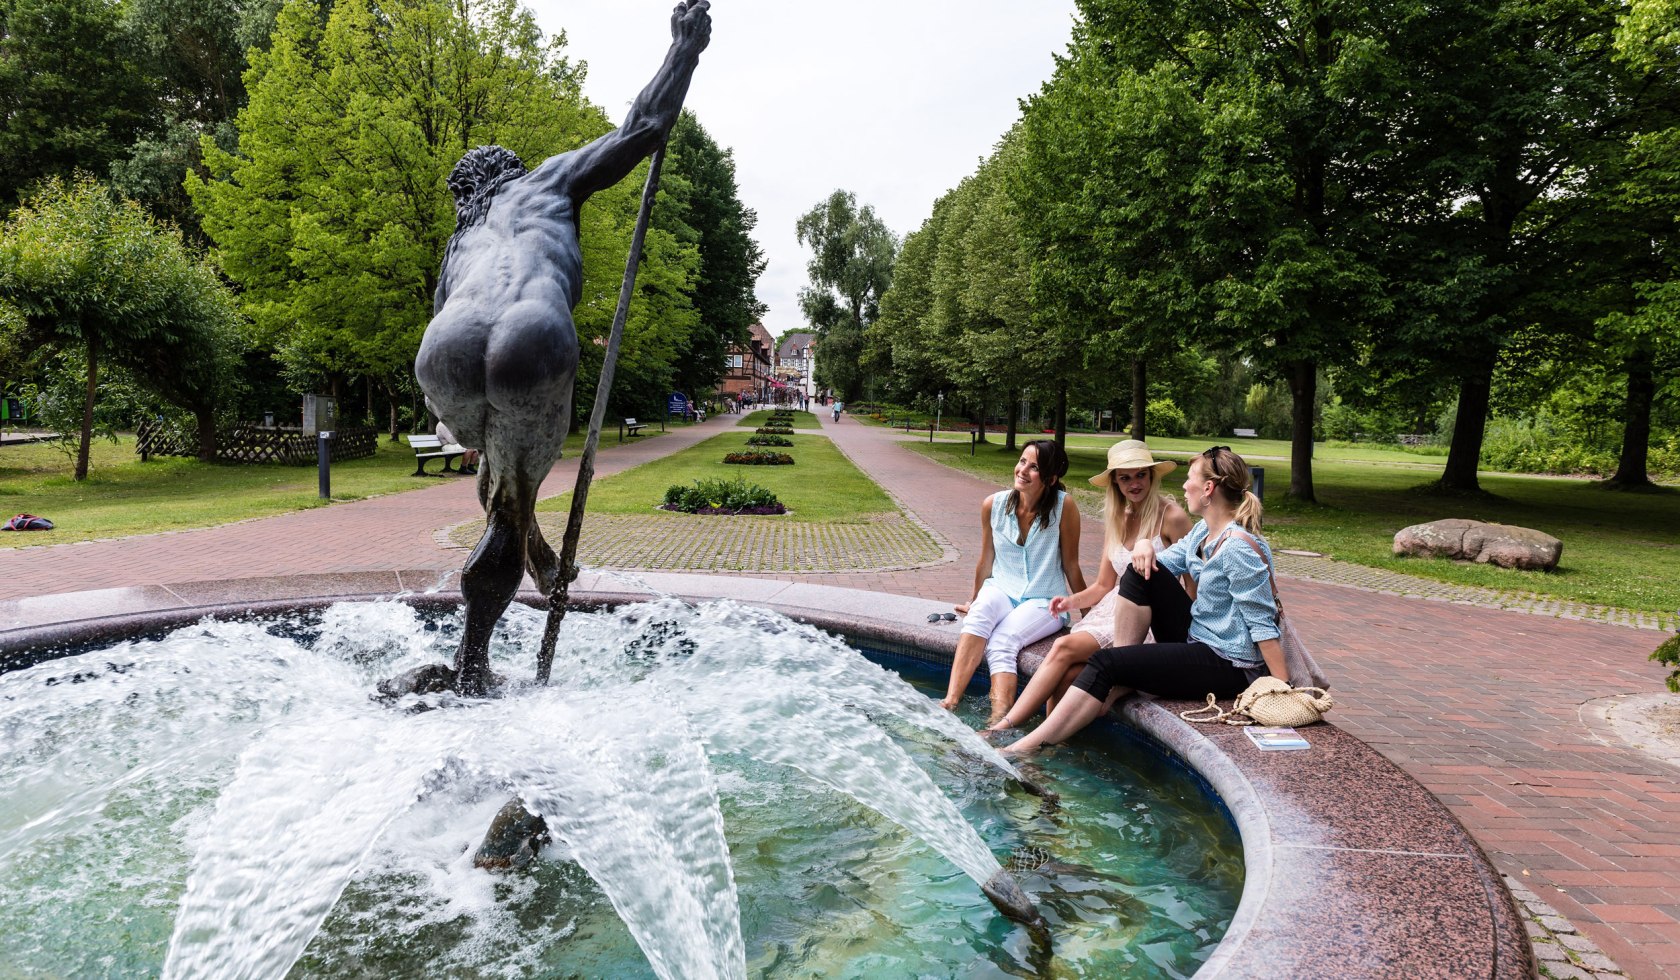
top-left (374, 663), bottom-right (506, 704)
top-left (474, 797), bottom-right (550, 870)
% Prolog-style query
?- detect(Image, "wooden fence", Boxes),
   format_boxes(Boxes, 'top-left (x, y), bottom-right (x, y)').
top-left (136, 419), bottom-right (378, 465)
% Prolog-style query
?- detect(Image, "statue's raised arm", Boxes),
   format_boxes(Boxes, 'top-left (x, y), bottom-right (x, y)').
top-left (531, 0), bottom-right (711, 207)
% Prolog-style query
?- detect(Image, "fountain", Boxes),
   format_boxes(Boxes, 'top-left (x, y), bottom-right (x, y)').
top-left (0, 596), bottom-right (1243, 977)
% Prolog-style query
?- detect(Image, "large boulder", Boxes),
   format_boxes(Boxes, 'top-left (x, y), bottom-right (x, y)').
top-left (1393, 519), bottom-right (1562, 572)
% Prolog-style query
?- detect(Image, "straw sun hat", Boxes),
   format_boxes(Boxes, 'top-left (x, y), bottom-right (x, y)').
top-left (1088, 440), bottom-right (1177, 488)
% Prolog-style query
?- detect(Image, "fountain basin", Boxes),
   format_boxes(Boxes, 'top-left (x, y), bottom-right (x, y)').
top-left (0, 570), bottom-right (1534, 978)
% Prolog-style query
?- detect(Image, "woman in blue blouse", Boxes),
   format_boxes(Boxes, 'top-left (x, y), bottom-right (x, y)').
top-left (999, 446), bottom-right (1285, 756)
top-left (942, 439), bottom-right (1086, 727)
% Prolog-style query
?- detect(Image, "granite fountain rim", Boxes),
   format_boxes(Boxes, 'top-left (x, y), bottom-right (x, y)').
top-left (0, 570), bottom-right (1534, 979)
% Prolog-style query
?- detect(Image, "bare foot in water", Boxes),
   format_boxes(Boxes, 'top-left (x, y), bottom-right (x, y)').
top-left (939, 696), bottom-right (960, 712)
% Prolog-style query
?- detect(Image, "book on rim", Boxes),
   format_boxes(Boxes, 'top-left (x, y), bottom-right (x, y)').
top-left (1244, 726), bottom-right (1310, 751)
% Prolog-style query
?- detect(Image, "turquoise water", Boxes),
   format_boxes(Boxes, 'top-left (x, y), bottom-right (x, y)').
top-left (0, 600), bottom-right (1242, 978)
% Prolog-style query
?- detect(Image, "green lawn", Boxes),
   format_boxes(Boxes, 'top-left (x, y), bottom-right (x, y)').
top-left (0, 428), bottom-right (672, 547)
top-left (911, 439), bottom-right (1680, 614)
top-left (736, 409), bottom-right (820, 430)
top-left (542, 430), bottom-right (893, 522)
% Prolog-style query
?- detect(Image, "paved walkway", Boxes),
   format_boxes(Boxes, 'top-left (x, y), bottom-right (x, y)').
top-left (4, 408), bottom-right (1679, 976)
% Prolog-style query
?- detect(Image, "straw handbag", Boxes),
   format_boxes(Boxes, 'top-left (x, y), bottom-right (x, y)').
top-left (1182, 676), bottom-right (1334, 727)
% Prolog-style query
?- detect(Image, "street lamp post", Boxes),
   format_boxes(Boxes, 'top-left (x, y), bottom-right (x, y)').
top-left (933, 391), bottom-right (944, 444)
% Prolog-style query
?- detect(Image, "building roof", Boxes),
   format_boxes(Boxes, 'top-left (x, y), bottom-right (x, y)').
top-left (777, 331), bottom-right (816, 361)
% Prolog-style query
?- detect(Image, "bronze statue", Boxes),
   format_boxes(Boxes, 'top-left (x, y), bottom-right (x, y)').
top-left (414, 1), bottom-right (711, 696)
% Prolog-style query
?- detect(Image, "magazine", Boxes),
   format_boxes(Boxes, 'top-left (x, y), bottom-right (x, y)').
top-left (1244, 726), bottom-right (1310, 751)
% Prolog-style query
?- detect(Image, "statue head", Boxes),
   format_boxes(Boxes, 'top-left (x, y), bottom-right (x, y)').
top-left (447, 146), bottom-right (529, 229)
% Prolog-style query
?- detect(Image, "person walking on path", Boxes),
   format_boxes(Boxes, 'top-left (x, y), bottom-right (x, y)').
top-left (942, 439), bottom-right (1087, 726)
top-left (999, 446), bottom-right (1283, 755)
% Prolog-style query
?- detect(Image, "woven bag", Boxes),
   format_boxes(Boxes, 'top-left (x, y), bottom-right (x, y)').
top-left (1181, 676), bottom-right (1334, 727)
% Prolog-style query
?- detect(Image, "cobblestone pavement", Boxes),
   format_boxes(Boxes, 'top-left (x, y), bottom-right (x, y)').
top-left (444, 511), bottom-right (947, 573)
top-left (6, 407), bottom-right (1680, 976)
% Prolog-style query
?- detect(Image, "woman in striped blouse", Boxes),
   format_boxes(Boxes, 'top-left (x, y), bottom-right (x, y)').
top-left (998, 445), bottom-right (1286, 756)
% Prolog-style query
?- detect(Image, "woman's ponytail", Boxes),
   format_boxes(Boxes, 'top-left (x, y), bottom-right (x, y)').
top-left (1234, 489), bottom-right (1264, 534)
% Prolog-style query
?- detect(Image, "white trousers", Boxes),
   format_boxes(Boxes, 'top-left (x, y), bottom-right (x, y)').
top-left (960, 584), bottom-right (1064, 676)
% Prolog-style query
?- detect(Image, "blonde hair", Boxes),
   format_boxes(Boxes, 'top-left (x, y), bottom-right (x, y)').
top-left (1102, 469), bottom-right (1171, 554)
top-left (1193, 448), bottom-right (1264, 534)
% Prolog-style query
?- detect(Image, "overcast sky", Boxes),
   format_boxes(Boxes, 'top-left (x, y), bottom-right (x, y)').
top-left (522, 0), bottom-right (1081, 342)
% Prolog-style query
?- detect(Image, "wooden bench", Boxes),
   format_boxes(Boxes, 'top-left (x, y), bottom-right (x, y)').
top-left (1233, 427), bottom-right (1258, 438)
top-left (622, 417), bottom-right (648, 440)
top-left (405, 433), bottom-right (465, 476)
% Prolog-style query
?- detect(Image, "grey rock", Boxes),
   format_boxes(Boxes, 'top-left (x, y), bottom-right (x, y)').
top-left (1393, 518), bottom-right (1562, 571)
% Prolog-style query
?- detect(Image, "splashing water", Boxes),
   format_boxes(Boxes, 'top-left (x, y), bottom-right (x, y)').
top-left (0, 599), bottom-right (1241, 978)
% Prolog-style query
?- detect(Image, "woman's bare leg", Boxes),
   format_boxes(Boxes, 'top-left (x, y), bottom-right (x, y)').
top-left (1113, 595), bottom-right (1152, 647)
top-left (986, 632), bottom-right (1099, 729)
top-left (942, 632), bottom-right (990, 710)
top-left (1047, 662), bottom-right (1085, 714)
top-left (1001, 686), bottom-right (1127, 756)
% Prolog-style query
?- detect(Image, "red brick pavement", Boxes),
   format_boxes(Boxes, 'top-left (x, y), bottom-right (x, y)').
top-left (0, 416), bottom-right (735, 601)
top-left (7, 407), bottom-right (1680, 976)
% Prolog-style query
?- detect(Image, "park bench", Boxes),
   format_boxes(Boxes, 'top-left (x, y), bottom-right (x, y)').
top-left (622, 417), bottom-right (648, 440)
top-left (405, 433), bottom-right (465, 476)
top-left (1233, 427), bottom-right (1258, 438)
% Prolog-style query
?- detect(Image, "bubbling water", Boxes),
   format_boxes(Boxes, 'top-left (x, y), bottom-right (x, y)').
top-left (1, 599), bottom-right (1042, 980)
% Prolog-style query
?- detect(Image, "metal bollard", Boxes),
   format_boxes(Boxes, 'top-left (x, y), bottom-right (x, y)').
top-left (318, 430), bottom-right (333, 500)
top-left (1249, 466), bottom-right (1264, 502)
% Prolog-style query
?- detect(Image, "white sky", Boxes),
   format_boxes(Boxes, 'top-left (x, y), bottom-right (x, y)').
top-left (522, 0), bottom-right (1081, 341)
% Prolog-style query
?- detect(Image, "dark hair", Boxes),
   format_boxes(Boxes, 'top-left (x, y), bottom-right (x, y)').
top-left (1008, 439), bottom-right (1069, 530)
top-left (446, 145), bottom-right (528, 231)
top-left (1194, 445), bottom-right (1263, 533)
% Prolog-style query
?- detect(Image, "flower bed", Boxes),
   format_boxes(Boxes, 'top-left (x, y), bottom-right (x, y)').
top-left (755, 426), bottom-right (795, 435)
top-left (746, 435), bottom-right (793, 447)
top-left (724, 451), bottom-right (794, 466)
top-left (662, 477), bottom-right (787, 515)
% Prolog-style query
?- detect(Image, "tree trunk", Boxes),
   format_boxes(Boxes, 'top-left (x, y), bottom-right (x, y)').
top-left (194, 408), bottom-right (217, 461)
top-left (1610, 348), bottom-right (1654, 488)
top-left (386, 383), bottom-right (400, 441)
top-left (1440, 353), bottom-right (1496, 492)
top-left (1054, 388), bottom-right (1068, 448)
top-left (974, 388), bottom-right (988, 444)
top-left (1285, 359), bottom-right (1316, 502)
top-left (1005, 389), bottom-right (1019, 451)
top-left (366, 375), bottom-right (375, 426)
top-left (1130, 357), bottom-right (1147, 440)
top-left (75, 340), bottom-right (99, 481)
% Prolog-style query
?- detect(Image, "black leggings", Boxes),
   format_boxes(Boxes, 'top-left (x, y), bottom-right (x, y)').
top-left (1115, 565), bottom-right (1193, 644)
top-left (1071, 641), bottom-right (1261, 702)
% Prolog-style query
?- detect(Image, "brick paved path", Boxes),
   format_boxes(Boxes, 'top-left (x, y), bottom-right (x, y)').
top-left (5, 407), bottom-right (1680, 976)
top-left (0, 416), bottom-right (734, 600)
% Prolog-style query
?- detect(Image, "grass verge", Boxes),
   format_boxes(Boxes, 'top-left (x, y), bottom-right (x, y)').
top-left (736, 409), bottom-right (820, 430)
top-left (540, 431), bottom-right (893, 522)
top-left (0, 428), bottom-right (672, 547)
top-left (910, 439), bottom-right (1680, 614)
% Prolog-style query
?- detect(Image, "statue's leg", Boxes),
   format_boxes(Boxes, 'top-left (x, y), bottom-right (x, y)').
top-left (525, 514), bottom-right (563, 597)
top-left (455, 501), bottom-right (525, 696)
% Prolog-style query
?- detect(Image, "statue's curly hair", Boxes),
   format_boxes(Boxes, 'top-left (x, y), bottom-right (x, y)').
top-left (447, 145), bottom-right (528, 230)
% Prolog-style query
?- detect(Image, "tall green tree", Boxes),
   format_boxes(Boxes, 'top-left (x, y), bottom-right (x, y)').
top-left (0, 176), bottom-right (243, 477)
top-left (795, 189), bottom-right (897, 402)
top-left (190, 0), bottom-right (695, 432)
top-left (661, 111), bottom-right (766, 400)
top-left (0, 0), bottom-right (154, 209)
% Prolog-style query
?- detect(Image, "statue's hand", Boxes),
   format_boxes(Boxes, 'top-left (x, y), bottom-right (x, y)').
top-left (670, 0), bottom-right (711, 54)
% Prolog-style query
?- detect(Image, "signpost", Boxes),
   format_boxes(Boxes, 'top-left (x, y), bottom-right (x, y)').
top-left (667, 392), bottom-right (689, 419)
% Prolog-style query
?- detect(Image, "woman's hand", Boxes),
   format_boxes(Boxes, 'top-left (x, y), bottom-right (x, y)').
top-left (954, 602), bottom-right (970, 616)
top-left (1130, 538), bottom-right (1157, 579)
top-left (1048, 595), bottom-right (1071, 615)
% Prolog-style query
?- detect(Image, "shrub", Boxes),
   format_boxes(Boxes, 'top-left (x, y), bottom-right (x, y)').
top-left (746, 435), bottom-right (792, 447)
top-left (755, 426), bottom-right (794, 435)
top-left (662, 477), bottom-right (786, 514)
top-left (724, 451), bottom-right (794, 465)
top-left (1651, 633), bottom-right (1680, 693)
top-left (1145, 398), bottom-right (1189, 438)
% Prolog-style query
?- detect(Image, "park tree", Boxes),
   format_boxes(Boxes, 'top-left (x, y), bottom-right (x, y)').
top-left (795, 189), bottom-right (897, 402)
top-left (869, 193), bottom-right (954, 407)
top-left (661, 111), bottom-right (767, 401)
top-left (0, 176), bottom-right (243, 478)
top-left (0, 0), bottom-right (154, 209)
top-left (190, 0), bottom-right (697, 434)
top-left (111, 0), bottom-right (285, 238)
